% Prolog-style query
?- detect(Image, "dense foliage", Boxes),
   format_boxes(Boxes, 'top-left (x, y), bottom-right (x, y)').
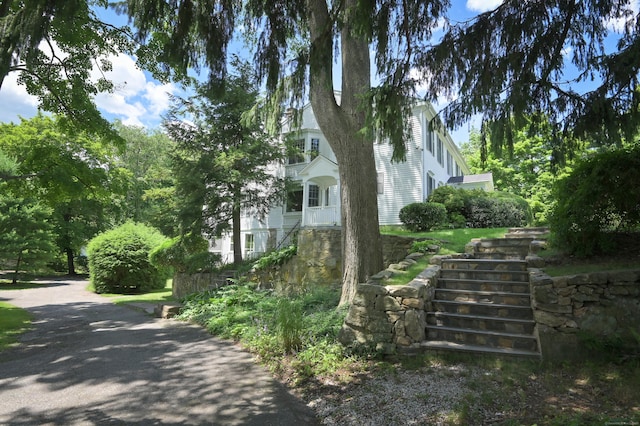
top-left (149, 234), bottom-right (220, 274)
top-left (87, 222), bottom-right (168, 294)
top-left (0, 195), bottom-right (57, 284)
top-left (550, 146), bottom-right (640, 256)
top-left (399, 202), bottom-right (448, 232)
top-left (461, 121), bottom-right (577, 225)
top-left (252, 245), bottom-right (298, 271)
top-left (178, 281), bottom-right (351, 382)
top-left (428, 186), bottom-right (530, 229)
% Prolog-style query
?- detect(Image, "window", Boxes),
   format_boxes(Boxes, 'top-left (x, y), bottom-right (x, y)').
top-left (308, 184), bottom-right (320, 207)
top-left (286, 187), bottom-right (304, 212)
top-left (426, 130), bottom-right (434, 153)
top-left (377, 172), bottom-right (384, 194)
top-left (245, 234), bottom-right (254, 254)
top-left (288, 138), bottom-right (305, 164)
top-left (455, 163), bottom-right (461, 176)
top-left (325, 188), bottom-right (330, 206)
top-left (310, 138), bottom-right (320, 159)
top-left (427, 173), bottom-right (435, 198)
top-left (437, 138), bottom-right (443, 165)
top-left (447, 151), bottom-right (453, 175)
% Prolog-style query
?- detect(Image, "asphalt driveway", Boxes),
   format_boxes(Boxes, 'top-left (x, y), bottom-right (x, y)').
top-left (0, 277), bottom-right (318, 425)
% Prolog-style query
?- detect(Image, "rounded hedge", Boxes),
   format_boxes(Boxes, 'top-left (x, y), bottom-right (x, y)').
top-left (550, 145), bottom-right (640, 255)
top-left (399, 202), bottom-right (448, 232)
top-left (87, 222), bottom-right (168, 294)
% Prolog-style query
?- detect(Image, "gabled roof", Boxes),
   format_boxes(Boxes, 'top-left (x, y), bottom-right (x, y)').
top-left (447, 172), bottom-right (493, 185)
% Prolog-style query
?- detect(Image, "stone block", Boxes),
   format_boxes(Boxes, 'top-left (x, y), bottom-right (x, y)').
top-left (567, 274), bottom-right (590, 285)
top-left (387, 285), bottom-right (419, 298)
top-left (552, 276), bottom-right (568, 288)
top-left (534, 310), bottom-right (566, 327)
top-left (402, 298), bottom-right (424, 310)
top-left (535, 302), bottom-right (572, 314)
top-left (375, 295), bottom-right (403, 312)
top-left (154, 303), bottom-right (183, 319)
top-left (533, 284), bottom-right (556, 304)
top-left (404, 310), bottom-right (426, 341)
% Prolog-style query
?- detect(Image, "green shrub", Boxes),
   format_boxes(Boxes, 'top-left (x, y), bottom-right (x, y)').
top-left (149, 233), bottom-right (219, 274)
top-left (253, 245), bottom-right (297, 271)
top-left (428, 186), bottom-right (529, 228)
top-left (87, 222), bottom-right (168, 294)
top-left (550, 146), bottom-right (640, 256)
top-left (399, 202), bottom-right (448, 232)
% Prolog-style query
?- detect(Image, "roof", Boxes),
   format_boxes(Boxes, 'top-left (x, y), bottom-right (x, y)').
top-left (447, 172), bottom-right (493, 185)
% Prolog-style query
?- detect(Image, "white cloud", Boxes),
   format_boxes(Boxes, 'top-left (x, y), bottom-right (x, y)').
top-left (466, 0), bottom-right (502, 13)
top-left (143, 81), bottom-right (177, 116)
top-left (0, 73), bottom-right (40, 123)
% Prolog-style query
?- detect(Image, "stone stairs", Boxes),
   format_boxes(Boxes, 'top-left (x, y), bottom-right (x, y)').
top-left (423, 229), bottom-right (545, 358)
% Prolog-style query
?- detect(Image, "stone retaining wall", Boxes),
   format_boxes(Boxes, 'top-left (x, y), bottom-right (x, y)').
top-left (336, 253), bottom-right (475, 354)
top-left (173, 229), bottom-right (420, 298)
top-left (530, 268), bottom-right (640, 361)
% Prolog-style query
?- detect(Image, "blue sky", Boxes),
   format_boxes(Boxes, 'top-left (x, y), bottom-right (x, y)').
top-left (0, 0), bottom-right (629, 146)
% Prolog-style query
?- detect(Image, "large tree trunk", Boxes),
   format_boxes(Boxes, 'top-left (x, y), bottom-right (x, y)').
top-left (307, 0), bottom-right (384, 305)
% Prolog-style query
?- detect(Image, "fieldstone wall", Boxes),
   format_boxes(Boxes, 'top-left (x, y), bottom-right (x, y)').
top-left (174, 229), bottom-right (420, 297)
top-left (173, 271), bottom-right (235, 299)
top-left (338, 254), bottom-right (440, 354)
top-left (530, 268), bottom-right (640, 361)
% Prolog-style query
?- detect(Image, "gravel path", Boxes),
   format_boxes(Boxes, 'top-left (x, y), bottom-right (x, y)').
top-left (0, 277), bottom-right (318, 425)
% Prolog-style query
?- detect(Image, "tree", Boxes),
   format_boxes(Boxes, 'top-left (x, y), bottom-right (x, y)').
top-left (10, 1), bottom-right (640, 304)
top-left (0, 114), bottom-right (128, 274)
top-left (0, 0), bottom-right (136, 140)
top-left (0, 194), bottom-right (57, 284)
top-left (123, 0), bottom-right (450, 304)
top-left (113, 121), bottom-right (179, 236)
top-left (424, 0), bottom-right (640, 152)
top-left (164, 61), bottom-right (287, 264)
top-left (461, 118), bottom-right (578, 224)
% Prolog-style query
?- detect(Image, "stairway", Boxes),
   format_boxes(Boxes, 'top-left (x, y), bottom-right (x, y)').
top-left (423, 231), bottom-right (543, 358)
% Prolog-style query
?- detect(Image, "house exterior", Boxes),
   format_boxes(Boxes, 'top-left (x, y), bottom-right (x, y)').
top-left (447, 172), bottom-right (495, 192)
top-left (211, 99), bottom-right (471, 263)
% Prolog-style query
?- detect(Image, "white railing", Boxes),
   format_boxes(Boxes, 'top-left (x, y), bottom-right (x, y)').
top-left (304, 206), bottom-right (340, 226)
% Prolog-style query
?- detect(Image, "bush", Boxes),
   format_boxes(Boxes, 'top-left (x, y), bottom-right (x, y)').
top-left (399, 202), bottom-right (448, 232)
top-left (149, 233), bottom-right (218, 274)
top-left (550, 146), bottom-right (640, 255)
top-left (87, 222), bottom-right (168, 294)
top-left (427, 186), bottom-right (530, 228)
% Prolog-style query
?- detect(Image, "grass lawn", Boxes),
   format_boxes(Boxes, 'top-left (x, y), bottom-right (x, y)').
top-left (0, 302), bottom-right (32, 352)
top-left (90, 279), bottom-right (175, 306)
top-left (381, 226), bottom-right (509, 254)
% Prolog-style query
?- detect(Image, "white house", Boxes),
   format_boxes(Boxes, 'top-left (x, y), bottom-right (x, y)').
top-left (211, 99), bottom-right (472, 263)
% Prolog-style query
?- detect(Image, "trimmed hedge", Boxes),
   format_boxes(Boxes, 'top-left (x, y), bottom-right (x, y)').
top-left (399, 202), bottom-right (448, 232)
top-left (87, 222), bottom-right (168, 294)
top-left (149, 233), bottom-right (220, 274)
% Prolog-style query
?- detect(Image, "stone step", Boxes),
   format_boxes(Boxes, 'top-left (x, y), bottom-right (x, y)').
top-left (440, 258), bottom-right (528, 272)
top-left (434, 289), bottom-right (531, 306)
top-left (438, 277), bottom-right (530, 293)
top-left (427, 312), bottom-right (536, 334)
top-left (420, 340), bottom-right (541, 358)
top-left (432, 300), bottom-right (534, 320)
top-left (505, 227), bottom-right (550, 239)
top-left (426, 325), bottom-right (539, 352)
top-left (439, 268), bottom-right (530, 282)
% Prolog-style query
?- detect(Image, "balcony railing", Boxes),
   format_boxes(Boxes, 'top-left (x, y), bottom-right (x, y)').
top-left (304, 206), bottom-right (340, 226)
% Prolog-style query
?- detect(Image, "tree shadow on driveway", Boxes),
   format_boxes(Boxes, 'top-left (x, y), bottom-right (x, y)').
top-left (0, 293), bottom-right (318, 425)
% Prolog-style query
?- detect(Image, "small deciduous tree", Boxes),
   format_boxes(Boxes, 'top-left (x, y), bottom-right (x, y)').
top-left (0, 195), bottom-right (57, 284)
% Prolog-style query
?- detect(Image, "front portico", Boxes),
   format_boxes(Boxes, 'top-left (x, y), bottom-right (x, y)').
top-left (297, 155), bottom-right (341, 227)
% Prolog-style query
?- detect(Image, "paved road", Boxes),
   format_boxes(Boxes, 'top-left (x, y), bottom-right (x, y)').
top-left (0, 277), bottom-right (319, 425)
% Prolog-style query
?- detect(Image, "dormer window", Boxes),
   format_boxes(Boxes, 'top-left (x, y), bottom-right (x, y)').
top-left (288, 138), bottom-right (305, 164)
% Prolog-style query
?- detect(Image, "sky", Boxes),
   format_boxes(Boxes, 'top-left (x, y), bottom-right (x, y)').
top-left (0, 0), bottom-right (591, 146)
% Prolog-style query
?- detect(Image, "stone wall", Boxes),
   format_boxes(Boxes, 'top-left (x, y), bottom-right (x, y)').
top-left (173, 271), bottom-right (235, 299)
top-left (338, 254), bottom-right (440, 354)
top-left (530, 268), bottom-right (640, 361)
top-left (174, 228), bottom-right (420, 298)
